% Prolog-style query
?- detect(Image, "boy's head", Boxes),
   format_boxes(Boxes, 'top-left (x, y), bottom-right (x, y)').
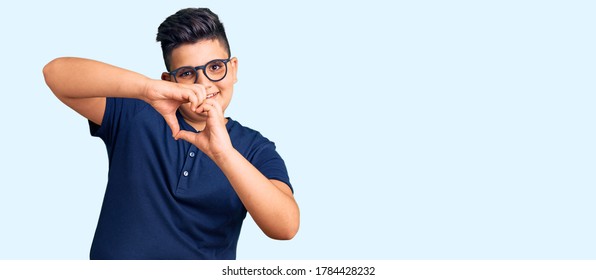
top-left (156, 8), bottom-right (238, 126)
top-left (156, 8), bottom-right (231, 71)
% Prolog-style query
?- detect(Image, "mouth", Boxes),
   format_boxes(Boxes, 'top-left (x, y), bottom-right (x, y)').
top-left (206, 92), bottom-right (219, 99)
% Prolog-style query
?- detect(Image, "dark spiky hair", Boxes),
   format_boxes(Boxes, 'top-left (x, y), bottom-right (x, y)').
top-left (156, 8), bottom-right (231, 71)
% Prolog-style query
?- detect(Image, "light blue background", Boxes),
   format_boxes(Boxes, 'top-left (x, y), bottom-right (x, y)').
top-left (1, 0), bottom-right (594, 259)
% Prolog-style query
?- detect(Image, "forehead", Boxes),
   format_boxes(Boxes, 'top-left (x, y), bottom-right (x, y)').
top-left (170, 39), bottom-right (228, 68)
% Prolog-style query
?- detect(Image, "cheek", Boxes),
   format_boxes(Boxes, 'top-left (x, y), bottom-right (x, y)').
top-left (213, 83), bottom-right (229, 94)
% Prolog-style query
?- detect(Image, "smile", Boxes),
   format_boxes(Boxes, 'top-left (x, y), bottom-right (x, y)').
top-left (206, 92), bottom-right (219, 99)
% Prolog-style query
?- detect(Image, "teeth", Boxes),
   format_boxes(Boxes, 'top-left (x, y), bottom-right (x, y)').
top-left (206, 92), bottom-right (218, 98)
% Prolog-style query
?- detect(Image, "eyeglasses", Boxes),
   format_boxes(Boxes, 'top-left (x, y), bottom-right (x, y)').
top-left (169, 58), bottom-right (231, 84)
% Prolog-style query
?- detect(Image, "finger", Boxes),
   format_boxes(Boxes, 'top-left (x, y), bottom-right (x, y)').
top-left (195, 102), bottom-right (207, 114)
top-left (164, 82), bottom-right (194, 103)
top-left (174, 129), bottom-right (197, 144)
top-left (193, 84), bottom-right (207, 105)
top-left (206, 100), bottom-right (223, 117)
top-left (195, 84), bottom-right (207, 103)
top-left (163, 113), bottom-right (180, 137)
top-left (182, 86), bottom-right (199, 111)
top-left (196, 101), bottom-right (216, 115)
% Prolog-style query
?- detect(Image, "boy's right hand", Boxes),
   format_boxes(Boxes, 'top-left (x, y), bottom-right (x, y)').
top-left (142, 80), bottom-right (207, 137)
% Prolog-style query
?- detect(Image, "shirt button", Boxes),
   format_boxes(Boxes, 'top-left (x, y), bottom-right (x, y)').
top-left (189, 152), bottom-right (195, 158)
top-left (183, 171), bottom-right (189, 177)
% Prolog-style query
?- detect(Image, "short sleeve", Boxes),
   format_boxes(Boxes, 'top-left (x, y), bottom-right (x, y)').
top-left (89, 97), bottom-right (150, 145)
top-left (251, 141), bottom-right (293, 193)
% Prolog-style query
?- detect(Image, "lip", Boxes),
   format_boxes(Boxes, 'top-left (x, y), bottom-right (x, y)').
top-left (206, 92), bottom-right (219, 99)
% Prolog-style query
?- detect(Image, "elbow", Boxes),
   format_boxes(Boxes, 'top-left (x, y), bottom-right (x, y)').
top-left (42, 58), bottom-right (59, 81)
top-left (43, 57), bottom-right (69, 97)
top-left (266, 212), bottom-right (300, 241)
top-left (42, 58), bottom-right (60, 92)
top-left (273, 223), bottom-right (299, 241)
top-left (267, 227), bottom-right (299, 241)
top-left (283, 228), bottom-right (299, 241)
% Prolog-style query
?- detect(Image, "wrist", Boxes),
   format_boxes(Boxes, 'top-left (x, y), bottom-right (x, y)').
top-left (211, 146), bottom-right (240, 167)
top-left (111, 68), bottom-right (152, 100)
top-left (137, 78), bottom-right (153, 102)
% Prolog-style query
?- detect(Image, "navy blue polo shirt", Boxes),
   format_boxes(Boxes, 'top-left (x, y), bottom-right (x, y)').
top-left (88, 97), bottom-right (292, 260)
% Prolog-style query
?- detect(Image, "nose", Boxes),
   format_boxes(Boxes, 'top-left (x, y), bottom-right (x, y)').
top-left (195, 70), bottom-right (214, 88)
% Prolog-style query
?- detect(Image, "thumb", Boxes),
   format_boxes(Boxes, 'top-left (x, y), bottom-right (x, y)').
top-left (174, 129), bottom-right (197, 144)
top-left (163, 113), bottom-right (180, 137)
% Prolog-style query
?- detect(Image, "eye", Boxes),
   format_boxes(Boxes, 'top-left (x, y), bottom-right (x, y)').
top-left (207, 61), bottom-right (225, 72)
top-left (176, 67), bottom-right (195, 80)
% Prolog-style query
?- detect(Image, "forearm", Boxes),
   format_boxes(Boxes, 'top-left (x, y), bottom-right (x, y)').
top-left (43, 57), bottom-right (149, 100)
top-left (214, 149), bottom-right (300, 240)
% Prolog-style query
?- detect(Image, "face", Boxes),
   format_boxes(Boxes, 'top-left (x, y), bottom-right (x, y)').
top-left (161, 39), bottom-right (238, 125)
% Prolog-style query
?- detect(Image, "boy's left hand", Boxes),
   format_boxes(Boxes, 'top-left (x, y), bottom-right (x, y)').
top-left (174, 99), bottom-right (233, 160)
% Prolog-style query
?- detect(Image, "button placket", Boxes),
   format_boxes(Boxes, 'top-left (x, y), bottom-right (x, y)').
top-left (175, 146), bottom-right (200, 193)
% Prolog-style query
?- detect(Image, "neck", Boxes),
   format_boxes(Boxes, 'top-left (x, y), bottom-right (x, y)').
top-left (179, 110), bottom-right (228, 132)
top-left (187, 120), bottom-right (207, 132)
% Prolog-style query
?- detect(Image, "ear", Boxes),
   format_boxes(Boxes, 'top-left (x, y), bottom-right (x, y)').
top-left (161, 72), bottom-right (171, 81)
top-left (229, 57), bottom-right (238, 84)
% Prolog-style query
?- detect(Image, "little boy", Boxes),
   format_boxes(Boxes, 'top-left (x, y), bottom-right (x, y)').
top-left (43, 7), bottom-right (299, 260)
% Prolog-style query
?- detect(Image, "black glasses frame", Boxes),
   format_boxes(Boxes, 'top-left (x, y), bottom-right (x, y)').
top-left (169, 58), bottom-right (231, 83)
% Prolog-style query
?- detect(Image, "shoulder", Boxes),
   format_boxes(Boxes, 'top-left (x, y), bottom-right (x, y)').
top-left (104, 97), bottom-right (158, 123)
top-left (227, 118), bottom-right (271, 143)
top-left (227, 118), bottom-right (277, 155)
top-left (227, 118), bottom-right (292, 189)
top-left (91, 97), bottom-right (155, 139)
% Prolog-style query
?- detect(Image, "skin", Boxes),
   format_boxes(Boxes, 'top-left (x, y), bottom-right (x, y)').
top-left (43, 39), bottom-right (300, 240)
